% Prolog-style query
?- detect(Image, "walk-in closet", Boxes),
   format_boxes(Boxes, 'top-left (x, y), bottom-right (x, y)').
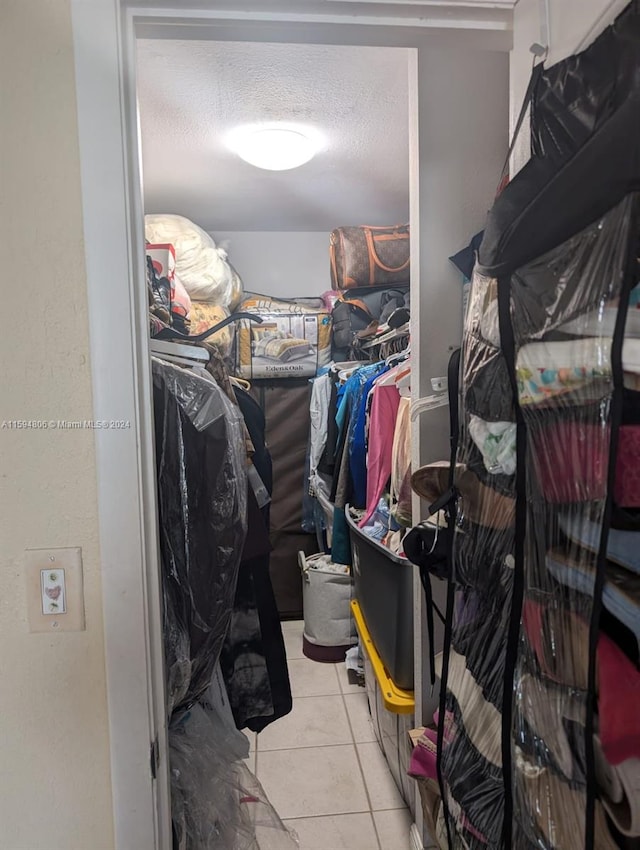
top-left (9, 2), bottom-right (640, 850)
top-left (136, 35), bottom-right (429, 848)
top-left (132, 5), bottom-right (512, 847)
top-left (59, 1), bottom-right (640, 849)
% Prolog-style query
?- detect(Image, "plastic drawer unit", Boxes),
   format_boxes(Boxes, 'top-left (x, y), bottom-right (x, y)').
top-left (352, 599), bottom-right (415, 815)
top-left (346, 508), bottom-right (414, 690)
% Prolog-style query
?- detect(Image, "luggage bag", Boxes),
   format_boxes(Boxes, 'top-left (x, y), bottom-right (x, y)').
top-left (330, 224), bottom-right (410, 290)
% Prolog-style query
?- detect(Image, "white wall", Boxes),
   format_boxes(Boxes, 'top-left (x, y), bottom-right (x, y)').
top-left (411, 45), bottom-right (510, 774)
top-left (510, 0), bottom-right (629, 171)
top-left (211, 231), bottom-right (331, 299)
top-left (0, 2), bottom-right (114, 849)
top-left (415, 45), bottom-right (509, 459)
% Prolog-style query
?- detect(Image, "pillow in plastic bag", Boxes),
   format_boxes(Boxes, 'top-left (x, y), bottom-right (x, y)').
top-left (144, 214), bottom-right (244, 308)
top-left (189, 302), bottom-right (234, 355)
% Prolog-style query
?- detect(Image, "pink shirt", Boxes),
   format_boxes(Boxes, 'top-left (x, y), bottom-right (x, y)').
top-left (359, 383), bottom-right (401, 528)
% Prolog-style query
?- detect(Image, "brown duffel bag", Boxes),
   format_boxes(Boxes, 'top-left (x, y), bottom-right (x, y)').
top-left (330, 224), bottom-right (410, 290)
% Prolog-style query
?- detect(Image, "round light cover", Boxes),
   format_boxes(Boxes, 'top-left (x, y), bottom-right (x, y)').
top-left (230, 126), bottom-right (318, 171)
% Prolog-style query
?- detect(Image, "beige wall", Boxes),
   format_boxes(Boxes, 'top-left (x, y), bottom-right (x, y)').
top-left (0, 2), bottom-right (114, 849)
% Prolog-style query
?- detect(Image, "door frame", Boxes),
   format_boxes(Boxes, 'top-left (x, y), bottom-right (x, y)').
top-left (70, 2), bottom-right (513, 848)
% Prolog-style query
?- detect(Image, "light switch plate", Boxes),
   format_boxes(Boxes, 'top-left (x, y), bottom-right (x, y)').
top-left (25, 547), bottom-right (85, 632)
top-left (41, 567), bottom-right (67, 615)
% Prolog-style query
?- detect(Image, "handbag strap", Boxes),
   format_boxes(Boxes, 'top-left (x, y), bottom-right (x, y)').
top-left (447, 348), bottom-right (461, 487)
top-left (433, 346), bottom-right (462, 849)
top-left (427, 348), bottom-right (461, 516)
top-left (421, 348), bottom-right (461, 695)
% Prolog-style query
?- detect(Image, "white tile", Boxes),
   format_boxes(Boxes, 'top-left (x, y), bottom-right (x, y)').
top-left (283, 627), bottom-right (305, 660)
top-left (256, 745), bottom-right (369, 819)
top-left (242, 731), bottom-right (256, 752)
top-left (337, 658), bottom-right (367, 694)
top-left (344, 692), bottom-right (377, 743)
top-left (258, 695), bottom-right (352, 751)
top-left (244, 750), bottom-right (256, 773)
top-left (373, 808), bottom-right (414, 850)
top-left (253, 822), bottom-right (299, 850)
top-left (288, 657), bottom-right (341, 698)
top-left (281, 619), bottom-right (305, 633)
top-left (357, 742), bottom-right (406, 811)
top-left (284, 813), bottom-right (380, 850)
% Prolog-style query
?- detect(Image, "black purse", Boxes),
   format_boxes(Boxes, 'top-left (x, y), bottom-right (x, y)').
top-left (403, 516), bottom-right (449, 581)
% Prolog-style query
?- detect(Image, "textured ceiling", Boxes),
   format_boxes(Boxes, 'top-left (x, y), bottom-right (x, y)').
top-left (136, 40), bottom-right (410, 231)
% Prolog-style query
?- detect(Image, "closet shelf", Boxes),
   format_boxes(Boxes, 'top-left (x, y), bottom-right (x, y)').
top-left (360, 324), bottom-right (410, 350)
top-left (351, 599), bottom-right (414, 714)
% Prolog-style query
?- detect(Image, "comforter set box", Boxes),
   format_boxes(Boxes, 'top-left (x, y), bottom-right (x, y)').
top-left (235, 295), bottom-right (331, 379)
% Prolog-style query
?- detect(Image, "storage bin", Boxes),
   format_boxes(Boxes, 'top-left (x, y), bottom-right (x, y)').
top-left (300, 552), bottom-right (357, 663)
top-left (352, 599), bottom-right (415, 815)
top-left (346, 509), bottom-right (414, 689)
top-left (365, 653), bottom-right (415, 813)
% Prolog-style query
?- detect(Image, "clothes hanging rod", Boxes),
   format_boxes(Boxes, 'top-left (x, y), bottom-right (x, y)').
top-left (152, 312), bottom-right (263, 343)
top-left (150, 338), bottom-right (209, 362)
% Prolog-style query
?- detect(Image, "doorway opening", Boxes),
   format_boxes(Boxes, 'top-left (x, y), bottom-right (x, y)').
top-left (134, 30), bottom-right (417, 850)
top-left (71, 3), bottom-right (510, 848)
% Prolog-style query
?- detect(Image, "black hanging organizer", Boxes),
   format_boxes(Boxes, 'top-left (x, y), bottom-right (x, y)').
top-left (433, 4), bottom-right (640, 849)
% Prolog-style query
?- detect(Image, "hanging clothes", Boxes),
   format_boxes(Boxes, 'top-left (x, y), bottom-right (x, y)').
top-left (391, 396), bottom-right (412, 526)
top-left (306, 356), bottom-right (411, 561)
top-left (220, 387), bottom-right (293, 733)
top-left (152, 358), bottom-right (248, 715)
top-left (350, 366), bottom-right (389, 509)
top-left (334, 360), bottom-right (387, 507)
top-left (318, 368), bottom-right (341, 477)
top-left (359, 381), bottom-right (401, 527)
top-left (309, 370), bottom-right (332, 480)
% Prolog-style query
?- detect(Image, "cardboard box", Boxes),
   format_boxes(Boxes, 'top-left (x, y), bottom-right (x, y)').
top-left (146, 243), bottom-right (176, 282)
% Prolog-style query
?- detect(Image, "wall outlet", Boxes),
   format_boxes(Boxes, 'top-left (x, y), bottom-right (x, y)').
top-left (25, 547), bottom-right (85, 632)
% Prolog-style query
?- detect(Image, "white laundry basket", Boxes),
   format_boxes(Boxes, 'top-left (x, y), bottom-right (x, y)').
top-left (299, 552), bottom-right (357, 662)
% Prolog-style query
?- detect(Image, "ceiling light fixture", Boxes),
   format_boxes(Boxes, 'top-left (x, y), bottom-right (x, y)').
top-left (227, 125), bottom-right (319, 171)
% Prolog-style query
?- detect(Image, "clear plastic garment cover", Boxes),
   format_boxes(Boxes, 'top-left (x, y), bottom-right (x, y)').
top-left (153, 358), bottom-right (249, 715)
top-left (152, 360), bottom-right (299, 849)
top-left (169, 683), bottom-right (298, 850)
top-left (436, 4), bottom-right (640, 849)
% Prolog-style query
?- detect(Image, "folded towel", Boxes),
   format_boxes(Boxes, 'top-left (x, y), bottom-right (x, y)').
top-left (515, 338), bottom-right (640, 406)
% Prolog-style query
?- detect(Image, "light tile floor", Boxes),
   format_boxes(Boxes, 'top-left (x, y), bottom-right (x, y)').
top-left (251, 619), bottom-right (415, 850)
